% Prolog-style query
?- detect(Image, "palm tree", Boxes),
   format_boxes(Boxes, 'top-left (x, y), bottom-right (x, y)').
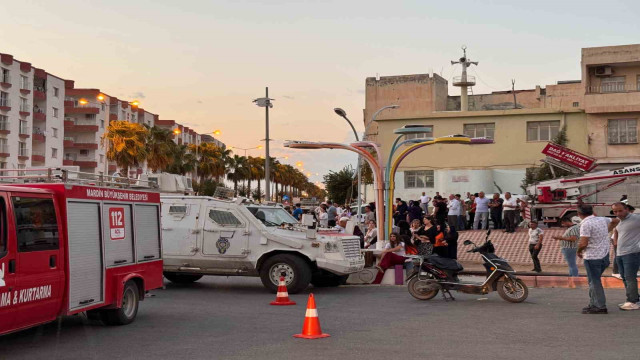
top-left (145, 126), bottom-right (175, 173)
top-left (226, 155), bottom-right (249, 196)
top-left (194, 143), bottom-right (230, 184)
top-left (166, 144), bottom-right (196, 175)
top-left (102, 121), bottom-right (149, 177)
top-left (248, 156), bottom-right (264, 201)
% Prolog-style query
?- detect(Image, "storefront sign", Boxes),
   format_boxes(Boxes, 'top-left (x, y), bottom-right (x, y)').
top-left (541, 143), bottom-right (596, 171)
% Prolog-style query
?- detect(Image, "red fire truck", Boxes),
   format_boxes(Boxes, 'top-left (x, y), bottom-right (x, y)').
top-left (0, 169), bottom-right (163, 335)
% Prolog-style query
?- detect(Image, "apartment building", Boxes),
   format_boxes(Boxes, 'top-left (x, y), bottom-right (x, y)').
top-left (0, 53), bottom-right (65, 173)
top-left (363, 44), bottom-right (640, 199)
top-left (0, 50), bottom-right (217, 178)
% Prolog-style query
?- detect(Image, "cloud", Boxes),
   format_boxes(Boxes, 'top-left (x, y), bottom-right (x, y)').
top-left (130, 91), bottom-right (146, 99)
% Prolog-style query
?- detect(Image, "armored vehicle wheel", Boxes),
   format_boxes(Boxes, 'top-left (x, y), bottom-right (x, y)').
top-left (260, 254), bottom-right (311, 294)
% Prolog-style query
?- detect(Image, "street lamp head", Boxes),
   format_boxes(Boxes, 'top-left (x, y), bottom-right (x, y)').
top-left (390, 104), bottom-right (400, 109)
top-left (173, 129), bottom-right (181, 135)
top-left (97, 94), bottom-right (105, 101)
top-left (334, 108), bottom-right (347, 118)
top-left (130, 100), bottom-right (140, 107)
top-left (213, 130), bottom-right (221, 136)
top-left (393, 125), bottom-right (433, 135)
top-left (257, 145), bottom-right (263, 149)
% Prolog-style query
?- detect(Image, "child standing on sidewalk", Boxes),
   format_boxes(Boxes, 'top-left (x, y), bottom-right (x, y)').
top-left (528, 220), bottom-right (544, 273)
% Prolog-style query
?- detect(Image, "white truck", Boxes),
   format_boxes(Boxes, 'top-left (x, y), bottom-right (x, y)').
top-left (526, 164), bottom-right (640, 225)
top-left (160, 194), bottom-right (365, 293)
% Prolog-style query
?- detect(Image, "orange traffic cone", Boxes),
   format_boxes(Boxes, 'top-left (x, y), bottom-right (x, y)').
top-left (293, 293), bottom-right (330, 339)
top-left (270, 277), bottom-right (296, 306)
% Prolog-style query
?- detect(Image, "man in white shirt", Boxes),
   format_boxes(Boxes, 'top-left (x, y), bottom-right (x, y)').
top-left (473, 192), bottom-right (491, 230)
top-left (503, 192), bottom-right (518, 233)
top-left (447, 194), bottom-right (460, 229)
top-left (420, 192), bottom-right (431, 215)
top-left (577, 204), bottom-right (617, 314)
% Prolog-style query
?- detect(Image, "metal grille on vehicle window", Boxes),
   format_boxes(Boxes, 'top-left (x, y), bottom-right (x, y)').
top-left (209, 210), bottom-right (242, 226)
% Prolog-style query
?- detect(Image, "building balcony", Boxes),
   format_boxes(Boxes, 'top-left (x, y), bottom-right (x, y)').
top-left (109, 113), bottom-right (117, 121)
top-left (70, 142), bottom-right (98, 150)
top-left (63, 137), bottom-right (75, 147)
top-left (0, 98), bottom-right (10, 111)
top-left (0, 145), bottom-right (9, 158)
top-left (33, 89), bottom-right (46, 100)
top-left (109, 164), bottom-right (117, 172)
top-left (32, 151), bottom-right (45, 163)
top-left (0, 120), bottom-right (9, 135)
top-left (63, 159), bottom-right (74, 166)
top-left (32, 132), bottom-right (45, 142)
top-left (19, 103), bottom-right (30, 117)
top-left (0, 75), bottom-right (10, 88)
top-left (75, 160), bottom-right (98, 168)
top-left (18, 126), bottom-right (30, 139)
top-left (18, 148), bottom-right (29, 160)
top-left (452, 75), bottom-right (476, 87)
top-left (64, 101), bottom-right (100, 115)
top-left (64, 121), bottom-right (99, 133)
top-left (585, 86), bottom-right (640, 113)
top-left (33, 111), bottom-right (46, 122)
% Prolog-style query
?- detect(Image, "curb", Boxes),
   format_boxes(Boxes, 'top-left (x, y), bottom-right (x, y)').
top-left (520, 275), bottom-right (625, 289)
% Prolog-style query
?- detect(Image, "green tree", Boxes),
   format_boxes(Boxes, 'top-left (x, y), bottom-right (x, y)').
top-left (521, 125), bottom-right (571, 192)
top-left (145, 126), bottom-right (176, 173)
top-left (323, 165), bottom-right (357, 205)
top-left (102, 121), bottom-right (149, 177)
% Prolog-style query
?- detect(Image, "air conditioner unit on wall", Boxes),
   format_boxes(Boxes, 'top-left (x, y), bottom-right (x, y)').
top-left (594, 66), bottom-right (613, 77)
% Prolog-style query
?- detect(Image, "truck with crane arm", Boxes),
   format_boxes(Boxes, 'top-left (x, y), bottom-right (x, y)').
top-left (526, 164), bottom-right (640, 225)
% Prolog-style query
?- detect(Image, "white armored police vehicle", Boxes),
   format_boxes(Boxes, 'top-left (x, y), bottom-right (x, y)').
top-left (154, 183), bottom-right (365, 293)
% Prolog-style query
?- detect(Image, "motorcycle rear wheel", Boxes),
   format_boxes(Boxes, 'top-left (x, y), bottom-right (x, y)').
top-left (497, 278), bottom-right (528, 303)
top-left (407, 277), bottom-right (440, 300)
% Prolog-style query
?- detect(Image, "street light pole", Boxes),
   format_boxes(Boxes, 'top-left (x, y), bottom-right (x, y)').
top-left (334, 108), bottom-right (361, 218)
top-left (253, 88), bottom-right (274, 202)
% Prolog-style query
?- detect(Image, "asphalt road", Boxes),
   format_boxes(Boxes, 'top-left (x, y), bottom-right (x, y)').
top-left (1, 276), bottom-right (639, 360)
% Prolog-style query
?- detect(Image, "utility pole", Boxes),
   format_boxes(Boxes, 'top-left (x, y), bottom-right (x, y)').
top-left (253, 88), bottom-right (274, 202)
top-left (451, 46), bottom-right (478, 111)
top-left (512, 79), bottom-right (517, 109)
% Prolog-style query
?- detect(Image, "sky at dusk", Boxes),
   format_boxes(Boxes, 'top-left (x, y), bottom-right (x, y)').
top-left (2, 0), bottom-right (640, 186)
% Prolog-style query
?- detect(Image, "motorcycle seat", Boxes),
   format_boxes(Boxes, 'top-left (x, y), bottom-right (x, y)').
top-left (426, 255), bottom-right (464, 272)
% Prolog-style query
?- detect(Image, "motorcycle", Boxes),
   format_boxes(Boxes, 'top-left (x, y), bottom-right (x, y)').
top-left (406, 230), bottom-right (528, 303)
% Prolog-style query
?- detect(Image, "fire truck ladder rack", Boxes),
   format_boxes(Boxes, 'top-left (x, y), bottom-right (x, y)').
top-left (0, 168), bottom-right (159, 189)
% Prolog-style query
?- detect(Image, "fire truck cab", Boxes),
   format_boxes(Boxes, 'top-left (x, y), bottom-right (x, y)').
top-left (0, 169), bottom-right (163, 336)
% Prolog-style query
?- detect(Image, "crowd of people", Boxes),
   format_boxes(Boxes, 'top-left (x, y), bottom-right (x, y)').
top-left (286, 195), bottom-right (640, 314)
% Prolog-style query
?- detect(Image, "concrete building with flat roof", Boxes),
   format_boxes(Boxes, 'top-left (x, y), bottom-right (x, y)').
top-left (364, 44), bottom-right (640, 200)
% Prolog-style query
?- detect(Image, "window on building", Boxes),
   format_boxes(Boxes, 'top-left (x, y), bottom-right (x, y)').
top-left (208, 209), bottom-right (243, 227)
top-left (0, 162), bottom-right (6, 169)
top-left (0, 91), bottom-right (8, 107)
top-left (80, 149), bottom-right (89, 156)
top-left (52, 127), bottom-right (58, 138)
top-left (404, 170), bottom-right (435, 189)
top-left (100, 119), bottom-right (105, 128)
top-left (572, 102), bottom-right (580, 108)
top-left (0, 115), bottom-right (7, 130)
top-left (127, 113), bottom-right (130, 120)
top-left (121, 110), bottom-right (125, 119)
top-left (19, 120), bottom-right (28, 135)
top-left (85, 114), bottom-right (96, 120)
top-left (20, 75), bottom-right (28, 90)
top-left (52, 148), bottom-right (58, 158)
top-left (0, 139), bottom-right (7, 153)
top-left (17, 164), bottom-right (25, 176)
top-left (608, 119), bottom-right (638, 144)
top-left (601, 76), bottom-right (626, 93)
top-left (19, 97), bottom-right (28, 112)
top-left (404, 127), bottom-right (433, 140)
top-left (13, 197), bottom-right (59, 252)
top-left (527, 121), bottom-right (560, 141)
top-left (1, 68), bottom-right (9, 83)
top-left (99, 154), bottom-right (104, 163)
top-left (18, 142), bottom-right (27, 157)
top-left (463, 123), bottom-right (495, 139)
top-left (53, 87), bottom-right (59, 97)
top-left (101, 103), bottom-right (105, 111)
top-left (637, 75), bottom-right (640, 91)
top-left (53, 107), bottom-right (59, 118)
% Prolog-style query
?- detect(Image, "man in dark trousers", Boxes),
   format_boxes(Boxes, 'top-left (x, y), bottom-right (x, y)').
top-left (489, 193), bottom-right (504, 229)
